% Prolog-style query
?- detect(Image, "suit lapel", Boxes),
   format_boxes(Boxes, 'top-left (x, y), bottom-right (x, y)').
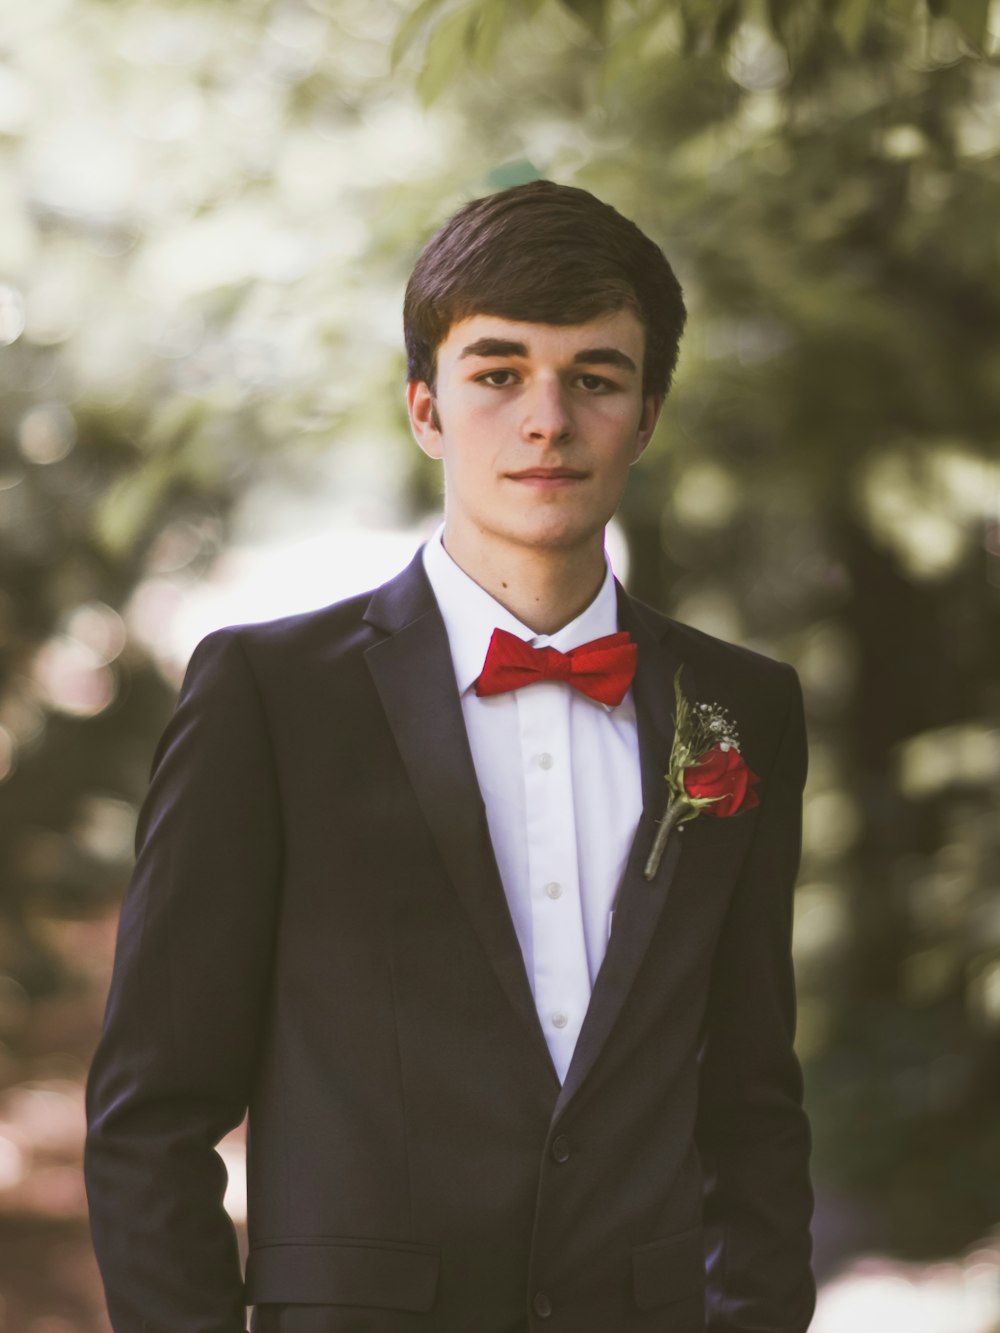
top-left (363, 552), bottom-right (558, 1086)
top-left (552, 585), bottom-right (690, 1121)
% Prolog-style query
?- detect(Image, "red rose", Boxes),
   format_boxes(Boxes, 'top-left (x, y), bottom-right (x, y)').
top-left (683, 744), bottom-right (760, 817)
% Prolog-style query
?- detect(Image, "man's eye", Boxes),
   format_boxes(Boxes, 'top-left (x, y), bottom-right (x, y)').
top-left (478, 370), bottom-right (517, 387)
top-left (578, 374), bottom-right (613, 392)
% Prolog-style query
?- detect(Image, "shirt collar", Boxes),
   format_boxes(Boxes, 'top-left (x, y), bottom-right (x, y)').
top-left (421, 523), bottom-right (621, 698)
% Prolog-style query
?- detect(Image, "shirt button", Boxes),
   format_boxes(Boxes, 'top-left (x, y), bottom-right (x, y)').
top-left (536, 752), bottom-right (554, 770)
top-left (551, 1134), bottom-right (571, 1164)
top-left (550, 1012), bottom-right (568, 1029)
top-left (544, 881), bottom-right (562, 900)
top-left (533, 1291), bottom-right (553, 1319)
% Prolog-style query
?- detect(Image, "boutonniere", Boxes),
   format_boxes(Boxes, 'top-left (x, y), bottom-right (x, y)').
top-left (643, 667), bottom-right (761, 881)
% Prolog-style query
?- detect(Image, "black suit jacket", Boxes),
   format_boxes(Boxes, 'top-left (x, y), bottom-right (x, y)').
top-left (85, 548), bottom-right (816, 1333)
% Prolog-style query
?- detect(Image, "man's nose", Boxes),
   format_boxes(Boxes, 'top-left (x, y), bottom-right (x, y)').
top-left (520, 378), bottom-right (573, 444)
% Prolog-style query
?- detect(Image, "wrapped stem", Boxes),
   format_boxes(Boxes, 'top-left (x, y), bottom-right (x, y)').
top-left (643, 793), bottom-right (691, 881)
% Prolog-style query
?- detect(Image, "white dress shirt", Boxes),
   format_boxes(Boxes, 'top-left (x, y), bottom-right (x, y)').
top-left (422, 528), bottom-right (643, 1082)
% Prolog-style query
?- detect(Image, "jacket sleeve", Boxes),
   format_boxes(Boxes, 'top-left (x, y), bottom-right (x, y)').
top-left (85, 629), bottom-right (283, 1333)
top-left (695, 666), bottom-right (816, 1333)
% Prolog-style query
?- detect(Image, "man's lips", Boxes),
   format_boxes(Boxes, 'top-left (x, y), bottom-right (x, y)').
top-left (506, 467), bottom-right (588, 482)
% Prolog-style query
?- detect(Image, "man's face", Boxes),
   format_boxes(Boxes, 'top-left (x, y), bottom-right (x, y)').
top-left (407, 309), bottom-right (662, 560)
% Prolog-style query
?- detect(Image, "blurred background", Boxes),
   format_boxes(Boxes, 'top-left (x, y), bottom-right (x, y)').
top-left (0, 0), bottom-right (998, 1328)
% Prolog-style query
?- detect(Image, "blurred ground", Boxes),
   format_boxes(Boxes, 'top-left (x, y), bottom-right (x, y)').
top-left (0, 907), bottom-right (242, 1333)
top-left (0, 913), bottom-right (113, 1333)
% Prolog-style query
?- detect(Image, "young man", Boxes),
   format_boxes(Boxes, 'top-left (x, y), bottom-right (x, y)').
top-left (85, 181), bottom-right (816, 1333)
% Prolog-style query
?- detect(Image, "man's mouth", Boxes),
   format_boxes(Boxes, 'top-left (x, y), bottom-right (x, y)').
top-left (506, 467), bottom-right (588, 485)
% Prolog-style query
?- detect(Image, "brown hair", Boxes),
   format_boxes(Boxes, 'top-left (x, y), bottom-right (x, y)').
top-left (403, 180), bottom-right (686, 397)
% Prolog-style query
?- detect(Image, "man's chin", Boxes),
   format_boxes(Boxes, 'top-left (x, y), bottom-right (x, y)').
top-left (498, 516), bottom-right (609, 554)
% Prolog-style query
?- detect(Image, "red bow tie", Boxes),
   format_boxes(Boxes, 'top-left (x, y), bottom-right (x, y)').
top-left (474, 627), bottom-right (637, 707)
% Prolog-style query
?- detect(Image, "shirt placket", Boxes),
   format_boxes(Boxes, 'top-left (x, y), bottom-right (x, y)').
top-left (517, 681), bottom-right (591, 1084)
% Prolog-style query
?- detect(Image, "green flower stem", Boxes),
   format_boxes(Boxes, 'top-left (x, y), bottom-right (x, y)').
top-left (643, 792), bottom-right (692, 881)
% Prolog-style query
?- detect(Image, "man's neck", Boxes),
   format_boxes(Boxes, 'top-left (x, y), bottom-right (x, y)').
top-left (440, 524), bottom-right (607, 636)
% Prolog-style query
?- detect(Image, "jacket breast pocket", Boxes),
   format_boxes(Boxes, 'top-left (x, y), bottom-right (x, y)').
top-left (632, 1224), bottom-right (706, 1312)
top-left (244, 1238), bottom-right (440, 1312)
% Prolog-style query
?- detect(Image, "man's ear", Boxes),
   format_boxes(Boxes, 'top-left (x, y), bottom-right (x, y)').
top-left (406, 381), bottom-right (443, 460)
top-left (632, 392), bottom-right (665, 463)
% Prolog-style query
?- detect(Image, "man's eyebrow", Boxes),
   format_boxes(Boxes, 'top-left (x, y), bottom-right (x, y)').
top-left (458, 338), bottom-right (529, 360)
top-left (572, 347), bottom-right (638, 374)
top-left (457, 338), bottom-right (638, 374)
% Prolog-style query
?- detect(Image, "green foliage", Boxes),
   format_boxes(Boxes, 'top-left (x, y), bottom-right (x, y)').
top-left (394, 0), bottom-right (992, 97)
top-left (949, 0), bottom-right (991, 46)
top-left (832, 0), bottom-right (873, 51)
top-left (393, 0), bottom-right (551, 101)
top-left (417, 6), bottom-right (483, 102)
top-left (390, 0), bottom-right (452, 69)
top-left (559, 0), bottom-right (608, 39)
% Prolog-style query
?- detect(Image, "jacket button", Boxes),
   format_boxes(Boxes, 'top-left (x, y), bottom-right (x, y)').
top-left (550, 1134), bottom-right (571, 1164)
top-left (533, 1291), bottom-right (553, 1318)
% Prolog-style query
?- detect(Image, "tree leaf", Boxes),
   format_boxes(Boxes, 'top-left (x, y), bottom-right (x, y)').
top-left (95, 457), bottom-right (175, 557)
top-left (470, 0), bottom-right (511, 68)
top-left (765, 0), bottom-right (797, 43)
top-left (390, 0), bottom-right (451, 72)
top-left (679, 0), bottom-right (710, 54)
top-left (559, 0), bottom-right (609, 40)
top-left (832, 0), bottom-right (872, 51)
top-left (946, 0), bottom-right (990, 48)
top-left (416, 5), bottom-right (476, 104)
top-left (486, 158), bottom-right (543, 188)
top-left (711, 0), bottom-right (743, 52)
top-left (597, 9), bottom-right (678, 95)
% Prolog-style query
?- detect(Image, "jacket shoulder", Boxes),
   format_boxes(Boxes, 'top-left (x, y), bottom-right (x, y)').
top-left (222, 588), bottom-right (374, 646)
top-left (187, 547), bottom-right (429, 670)
top-left (171, 591), bottom-right (385, 733)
